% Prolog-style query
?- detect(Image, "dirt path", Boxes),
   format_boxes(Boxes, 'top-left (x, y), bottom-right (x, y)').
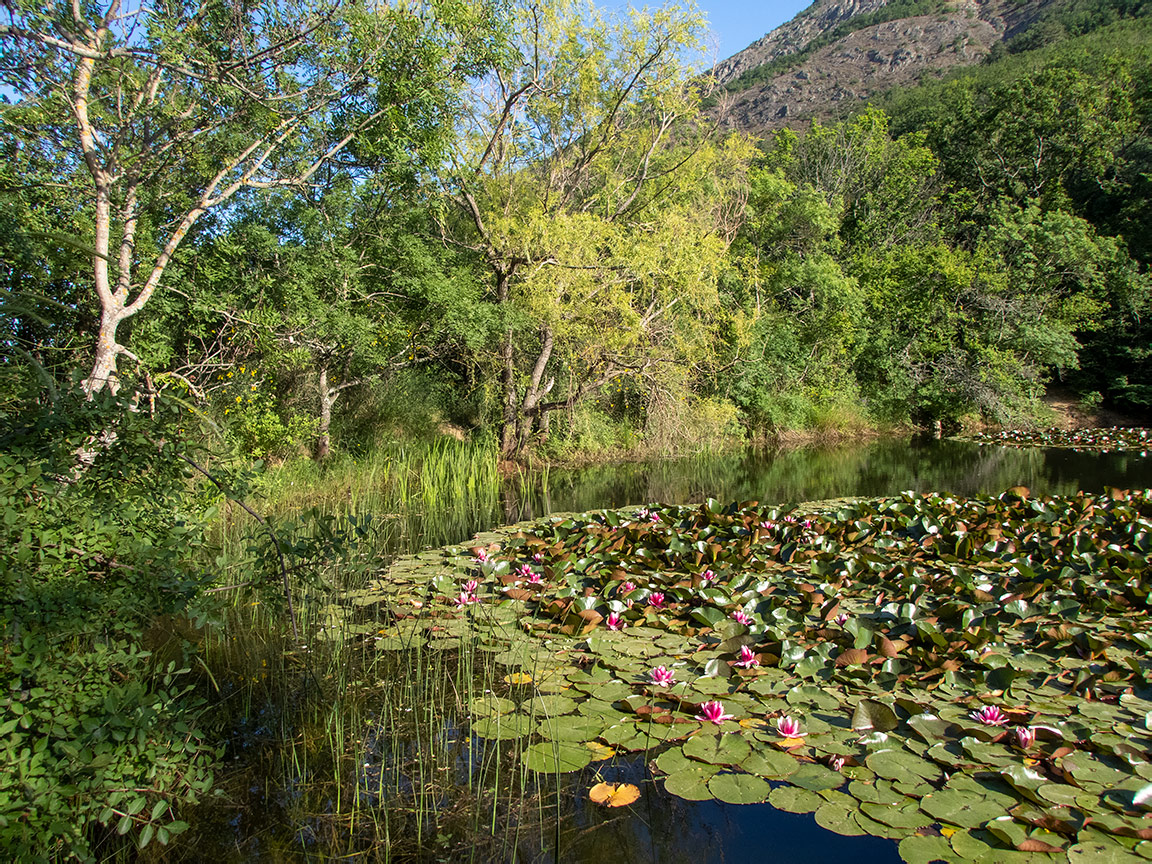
top-left (1042, 387), bottom-right (1139, 430)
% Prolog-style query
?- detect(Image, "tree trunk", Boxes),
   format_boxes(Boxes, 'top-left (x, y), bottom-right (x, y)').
top-left (515, 328), bottom-right (554, 454)
top-left (87, 311), bottom-right (122, 395)
top-left (316, 368), bottom-right (334, 460)
top-left (496, 268), bottom-right (520, 458)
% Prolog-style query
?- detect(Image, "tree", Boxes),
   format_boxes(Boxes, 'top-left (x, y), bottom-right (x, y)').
top-left (442, 0), bottom-right (753, 457)
top-left (0, 0), bottom-right (501, 393)
top-left (161, 182), bottom-right (491, 458)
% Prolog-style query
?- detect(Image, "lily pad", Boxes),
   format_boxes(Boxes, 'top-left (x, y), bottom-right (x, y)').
top-left (920, 789), bottom-right (1008, 828)
top-left (683, 731), bottom-right (753, 766)
top-left (521, 741), bottom-right (592, 773)
top-left (708, 772), bottom-right (772, 804)
top-left (768, 785), bottom-right (825, 814)
top-left (663, 764), bottom-right (721, 801)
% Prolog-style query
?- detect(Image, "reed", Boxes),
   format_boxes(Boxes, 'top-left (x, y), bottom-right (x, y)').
top-left (189, 434), bottom-right (570, 860)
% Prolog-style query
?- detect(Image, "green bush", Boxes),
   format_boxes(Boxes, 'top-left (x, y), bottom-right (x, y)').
top-left (0, 385), bottom-right (219, 861)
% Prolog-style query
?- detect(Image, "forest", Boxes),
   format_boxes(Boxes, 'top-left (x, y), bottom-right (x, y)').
top-left (3, 0), bottom-right (1149, 465)
top-left (0, 0), bottom-right (1150, 858)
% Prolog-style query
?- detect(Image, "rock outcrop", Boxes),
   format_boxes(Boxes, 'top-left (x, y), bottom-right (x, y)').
top-left (707, 0), bottom-right (1050, 137)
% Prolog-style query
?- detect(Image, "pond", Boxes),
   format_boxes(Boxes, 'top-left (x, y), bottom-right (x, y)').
top-left (191, 436), bottom-right (1152, 863)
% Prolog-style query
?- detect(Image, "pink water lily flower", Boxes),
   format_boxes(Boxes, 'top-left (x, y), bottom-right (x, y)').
top-left (1014, 726), bottom-right (1036, 749)
top-left (472, 548), bottom-right (489, 564)
top-left (649, 665), bottom-right (676, 687)
top-left (776, 715), bottom-right (802, 737)
top-left (620, 581), bottom-right (636, 595)
top-left (515, 563), bottom-right (535, 578)
top-left (730, 609), bottom-right (752, 626)
top-left (454, 591), bottom-right (479, 609)
top-left (696, 700), bottom-right (734, 725)
top-left (605, 612), bottom-right (625, 631)
top-left (532, 551), bottom-right (544, 563)
top-left (970, 705), bottom-right (1009, 726)
top-left (526, 571), bottom-right (543, 585)
top-left (734, 645), bottom-right (760, 669)
top-left (700, 569), bottom-right (715, 585)
top-left (835, 612), bottom-right (849, 627)
top-left (462, 579), bottom-right (479, 595)
top-left (828, 755), bottom-right (846, 772)
top-left (649, 511), bottom-right (660, 523)
top-left (648, 592), bottom-right (666, 609)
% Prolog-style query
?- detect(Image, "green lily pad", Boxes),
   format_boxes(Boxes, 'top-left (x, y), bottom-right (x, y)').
top-left (536, 715), bottom-right (603, 743)
top-left (522, 694), bottom-right (578, 717)
top-left (521, 741), bottom-right (592, 773)
top-left (683, 731), bottom-right (753, 766)
top-left (469, 694), bottom-right (516, 717)
top-left (1068, 838), bottom-right (1146, 862)
top-left (898, 835), bottom-right (960, 864)
top-left (663, 764), bottom-right (721, 801)
top-left (741, 746), bottom-right (800, 778)
top-left (769, 785), bottom-right (825, 814)
top-left (860, 800), bottom-right (931, 830)
top-left (867, 749), bottom-right (944, 784)
top-left (852, 699), bottom-right (899, 733)
top-left (471, 714), bottom-right (531, 739)
top-left (789, 763), bottom-right (846, 791)
top-left (815, 803), bottom-right (867, 836)
top-left (920, 789), bottom-right (1009, 828)
top-left (708, 771), bottom-right (772, 804)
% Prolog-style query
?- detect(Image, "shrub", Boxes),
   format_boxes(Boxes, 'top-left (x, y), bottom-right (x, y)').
top-left (0, 384), bottom-right (219, 860)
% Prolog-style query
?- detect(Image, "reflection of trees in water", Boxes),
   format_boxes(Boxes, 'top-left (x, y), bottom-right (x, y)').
top-left (524, 440), bottom-right (1152, 513)
top-left (347, 441), bottom-right (1151, 567)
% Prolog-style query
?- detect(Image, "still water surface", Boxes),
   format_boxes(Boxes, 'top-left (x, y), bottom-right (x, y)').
top-left (464, 437), bottom-right (1152, 548)
top-left (401, 438), bottom-right (1150, 864)
top-left (210, 438), bottom-right (1152, 862)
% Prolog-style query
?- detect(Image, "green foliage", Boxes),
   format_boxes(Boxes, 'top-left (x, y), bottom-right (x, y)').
top-left (0, 387), bottom-right (218, 860)
top-left (1005, 0), bottom-right (1152, 54)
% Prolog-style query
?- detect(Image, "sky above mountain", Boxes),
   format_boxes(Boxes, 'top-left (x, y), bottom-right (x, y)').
top-left (699, 0), bottom-right (811, 59)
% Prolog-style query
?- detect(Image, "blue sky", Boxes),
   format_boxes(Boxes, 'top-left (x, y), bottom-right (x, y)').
top-left (697, 0), bottom-right (812, 59)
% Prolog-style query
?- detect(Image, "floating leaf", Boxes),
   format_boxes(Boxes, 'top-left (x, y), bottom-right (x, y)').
top-left (521, 741), bottom-right (592, 773)
top-left (920, 789), bottom-right (1009, 828)
top-left (683, 731), bottom-right (752, 766)
top-left (898, 835), bottom-right (959, 864)
top-left (588, 782), bottom-right (640, 807)
top-left (852, 699), bottom-right (899, 733)
top-left (814, 803), bottom-right (866, 837)
top-left (663, 765), bottom-right (720, 801)
top-left (708, 772), bottom-right (772, 804)
top-left (768, 785), bottom-right (824, 814)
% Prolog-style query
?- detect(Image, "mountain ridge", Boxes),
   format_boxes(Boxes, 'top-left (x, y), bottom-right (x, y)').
top-left (707, 0), bottom-right (1052, 136)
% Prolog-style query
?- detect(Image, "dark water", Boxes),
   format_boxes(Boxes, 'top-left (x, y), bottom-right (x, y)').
top-left (500, 436), bottom-right (1152, 528)
top-left (406, 437), bottom-right (1150, 864)
top-left (202, 438), bottom-right (1152, 862)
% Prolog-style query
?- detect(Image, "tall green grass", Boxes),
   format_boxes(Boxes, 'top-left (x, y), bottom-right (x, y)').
top-left (185, 436), bottom-right (569, 861)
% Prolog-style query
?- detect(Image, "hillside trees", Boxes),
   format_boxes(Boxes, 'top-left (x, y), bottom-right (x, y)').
top-left (885, 32), bottom-right (1152, 414)
top-left (0, 0), bottom-right (503, 395)
top-left (442, 0), bottom-right (754, 457)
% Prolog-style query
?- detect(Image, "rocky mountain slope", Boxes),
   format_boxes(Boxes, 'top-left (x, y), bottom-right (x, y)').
top-left (709, 0), bottom-right (1050, 136)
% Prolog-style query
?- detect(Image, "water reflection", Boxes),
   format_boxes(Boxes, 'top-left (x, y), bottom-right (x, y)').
top-left (500, 439), bottom-right (1152, 529)
top-left (201, 439), bottom-right (1149, 862)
